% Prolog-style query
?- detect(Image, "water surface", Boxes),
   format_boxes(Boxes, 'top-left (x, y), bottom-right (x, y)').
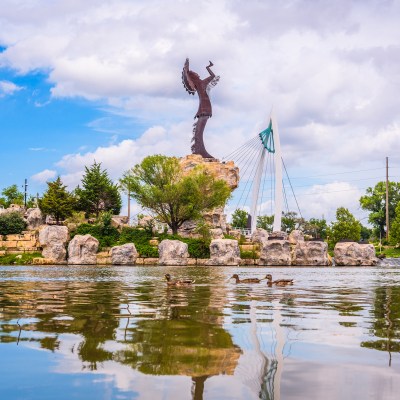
top-left (0, 265), bottom-right (399, 399)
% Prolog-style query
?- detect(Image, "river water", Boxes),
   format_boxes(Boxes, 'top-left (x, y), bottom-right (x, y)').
top-left (0, 265), bottom-right (399, 400)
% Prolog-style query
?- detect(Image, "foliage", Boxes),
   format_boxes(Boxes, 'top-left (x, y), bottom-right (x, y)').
top-left (158, 232), bottom-right (210, 258)
top-left (120, 155), bottom-right (231, 234)
top-left (118, 227), bottom-right (157, 257)
top-left (39, 177), bottom-right (76, 223)
top-left (193, 220), bottom-right (212, 243)
top-left (240, 250), bottom-right (257, 259)
top-left (303, 218), bottom-right (328, 239)
top-left (389, 201), bottom-right (400, 245)
top-left (327, 207), bottom-right (361, 249)
top-left (281, 211), bottom-right (300, 233)
top-left (0, 184), bottom-right (24, 208)
top-left (0, 252), bottom-right (43, 265)
top-left (257, 215), bottom-right (274, 231)
top-left (376, 246), bottom-right (400, 258)
top-left (360, 181), bottom-right (400, 237)
top-left (0, 212), bottom-right (27, 235)
top-left (360, 225), bottom-right (373, 241)
top-left (231, 209), bottom-right (248, 229)
top-left (65, 211), bottom-right (87, 225)
top-left (76, 161), bottom-right (122, 217)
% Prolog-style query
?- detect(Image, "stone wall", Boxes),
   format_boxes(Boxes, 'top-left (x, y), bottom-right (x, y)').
top-left (0, 231), bottom-right (40, 253)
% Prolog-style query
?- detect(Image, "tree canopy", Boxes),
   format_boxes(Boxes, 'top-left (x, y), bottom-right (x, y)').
top-left (389, 201), bottom-right (400, 245)
top-left (328, 207), bottom-right (361, 249)
top-left (120, 155), bottom-right (231, 234)
top-left (0, 184), bottom-right (24, 208)
top-left (231, 209), bottom-right (248, 229)
top-left (76, 162), bottom-right (122, 217)
top-left (360, 181), bottom-right (400, 237)
top-left (39, 177), bottom-right (76, 223)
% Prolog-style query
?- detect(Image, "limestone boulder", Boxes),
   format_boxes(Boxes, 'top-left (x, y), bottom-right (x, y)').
top-left (251, 228), bottom-right (269, 245)
top-left (210, 228), bottom-right (224, 239)
top-left (259, 239), bottom-right (291, 266)
top-left (68, 234), bottom-right (99, 265)
top-left (111, 243), bottom-right (138, 265)
top-left (292, 241), bottom-right (329, 266)
top-left (158, 239), bottom-right (189, 266)
top-left (206, 239), bottom-right (240, 266)
top-left (38, 225), bottom-right (69, 264)
top-left (289, 230), bottom-right (304, 245)
top-left (268, 231), bottom-right (289, 240)
top-left (111, 216), bottom-right (129, 229)
top-left (26, 208), bottom-right (44, 230)
top-left (334, 242), bottom-right (378, 266)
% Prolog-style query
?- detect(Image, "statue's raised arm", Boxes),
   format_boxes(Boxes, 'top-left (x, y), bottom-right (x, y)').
top-left (181, 58), bottom-right (220, 159)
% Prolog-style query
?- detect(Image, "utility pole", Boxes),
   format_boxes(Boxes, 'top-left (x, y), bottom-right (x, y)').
top-left (386, 157), bottom-right (389, 240)
top-left (24, 178), bottom-right (28, 209)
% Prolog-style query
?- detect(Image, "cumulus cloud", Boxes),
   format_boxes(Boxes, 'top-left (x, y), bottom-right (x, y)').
top-left (0, 80), bottom-right (22, 97)
top-left (31, 169), bottom-right (57, 183)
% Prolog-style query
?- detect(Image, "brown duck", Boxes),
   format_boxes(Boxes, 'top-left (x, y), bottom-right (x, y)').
top-left (165, 273), bottom-right (195, 287)
top-left (230, 274), bottom-right (269, 284)
top-left (265, 274), bottom-right (294, 286)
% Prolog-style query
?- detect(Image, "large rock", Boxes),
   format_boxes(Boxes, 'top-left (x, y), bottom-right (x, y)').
top-left (288, 230), bottom-right (304, 245)
top-left (26, 208), bottom-right (44, 230)
top-left (110, 243), bottom-right (138, 265)
top-left (259, 239), bottom-right (291, 266)
top-left (268, 231), bottom-right (289, 240)
top-left (38, 225), bottom-right (69, 264)
top-left (334, 242), bottom-right (378, 266)
top-left (68, 234), bottom-right (99, 265)
top-left (251, 228), bottom-right (269, 245)
top-left (210, 228), bottom-right (224, 239)
top-left (206, 239), bottom-right (240, 266)
top-left (158, 239), bottom-right (189, 266)
top-left (292, 241), bottom-right (329, 266)
top-left (180, 154), bottom-right (239, 190)
top-left (111, 216), bottom-right (129, 229)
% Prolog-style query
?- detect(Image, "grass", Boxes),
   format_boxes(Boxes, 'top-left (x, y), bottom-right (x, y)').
top-left (0, 252), bottom-right (43, 265)
top-left (375, 246), bottom-right (400, 258)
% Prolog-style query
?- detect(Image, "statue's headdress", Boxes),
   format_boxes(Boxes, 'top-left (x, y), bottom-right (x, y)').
top-left (182, 58), bottom-right (196, 95)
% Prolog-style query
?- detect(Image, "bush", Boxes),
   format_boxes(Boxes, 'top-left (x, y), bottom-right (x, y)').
top-left (118, 227), bottom-right (158, 257)
top-left (73, 222), bottom-right (120, 249)
top-left (135, 244), bottom-right (159, 257)
top-left (0, 212), bottom-right (27, 235)
top-left (240, 250), bottom-right (257, 259)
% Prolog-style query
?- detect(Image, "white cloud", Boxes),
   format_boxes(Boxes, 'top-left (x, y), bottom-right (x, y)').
top-left (0, 80), bottom-right (22, 96)
top-left (31, 169), bottom-right (57, 183)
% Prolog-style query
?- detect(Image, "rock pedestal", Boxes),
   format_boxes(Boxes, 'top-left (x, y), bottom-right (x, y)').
top-left (68, 234), bottom-right (99, 265)
top-left (292, 241), bottom-right (329, 266)
top-left (251, 228), bottom-right (269, 245)
top-left (111, 243), bottom-right (138, 265)
top-left (288, 230), bottom-right (304, 245)
top-left (334, 242), bottom-right (378, 266)
top-left (38, 225), bottom-right (69, 264)
top-left (158, 239), bottom-right (189, 266)
top-left (206, 239), bottom-right (240, 266)
top-left (259, 239), bottom-right (291, 266)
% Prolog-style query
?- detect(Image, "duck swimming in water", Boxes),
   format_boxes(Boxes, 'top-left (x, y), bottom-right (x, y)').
top-left (230, 274), bottom-right (269, 284)
top-left (265, 274), bottom-right (294, 286)
top-left (164, 273), bottom-right (195, 286)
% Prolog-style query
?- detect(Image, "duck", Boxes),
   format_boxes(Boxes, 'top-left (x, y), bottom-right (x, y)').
top-left (230, 274), bottom-right (269, 284)
top-left (265, 274), bottom-right (294, 286)
top-left (164, 273), bottom-right (195, 286)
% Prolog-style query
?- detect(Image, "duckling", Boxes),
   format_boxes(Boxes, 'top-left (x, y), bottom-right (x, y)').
top-left (164, 273), bottom-right (195, 286)
top-left (265, 274), bottom-right (293, 286)
top-left (230, 274), bottom-right (267, 284)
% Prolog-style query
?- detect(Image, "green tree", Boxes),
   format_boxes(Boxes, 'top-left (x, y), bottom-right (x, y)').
top-left (328, 207), bottom-right (361, 249)
top-left (39, 177), bottom-right (76, 224)
top-left (120, 155), bottom-right (231, 234)
top-left (0, 184), bottom-right (24, 208)
top-left (389, 201), bottom-right (400, 245)
top-left (282, 211), bottom-right (299, 233)
top-left (360, 181), bottom-right (400, 237)
top-left (231, 209), bottom-right (248, 229)
top-left (304, 217), bottom-right (328, 239)
top-left (257, 215), bottom-right (274, 231)
top-left (76, 162), bottom-right (122, 217)
top-left (0, 212), bottom-right (27, 235)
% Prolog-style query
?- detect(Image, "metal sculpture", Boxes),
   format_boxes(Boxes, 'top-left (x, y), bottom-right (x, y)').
top-left (182, 58), bottom-right (219, 158)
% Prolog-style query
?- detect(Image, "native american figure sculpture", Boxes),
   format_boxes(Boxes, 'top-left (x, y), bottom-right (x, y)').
top-left (182, 58), bottom-right (220, 158)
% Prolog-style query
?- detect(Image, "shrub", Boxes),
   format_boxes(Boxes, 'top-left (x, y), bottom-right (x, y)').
top-left (240, 250), bottom-right (257, 259)
top-left (73, 222), bottom-right (120, 249)
top-left (0, 212), bottom-right (27, 235)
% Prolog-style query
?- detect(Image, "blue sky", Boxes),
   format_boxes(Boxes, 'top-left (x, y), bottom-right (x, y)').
top-left (1, 0), bottom-right (400, 221)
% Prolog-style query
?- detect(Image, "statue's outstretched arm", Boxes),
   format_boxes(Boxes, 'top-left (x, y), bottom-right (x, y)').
top-left (204, 61), bottom-right (215, 84)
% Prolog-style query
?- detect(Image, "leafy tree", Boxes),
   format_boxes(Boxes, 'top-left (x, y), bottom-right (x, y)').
top-left (0, 212), bottom-right (27, 235)
top-left (39, 177), bottom-right (76, 224)
top-left (257, 215), bottom-right (274, 231)
top-left (328, 207), bottom-right (361, 249)
top-left (0, 184), bottom-right (24, 208)
top-left (304, 217), bottom-right (328, 239)
top-left (360, 181), bottom-right (400, 237)
top-left (231, 209), bottom-right (248, 229)
top-left (120, 155), bottom-right (231, 234)
top-left (389, 201), bottom-right (400, 245)
top-left (76, 162), bottom-right (122, 217)
top-left (282, 211), bottom-right (299, 233)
